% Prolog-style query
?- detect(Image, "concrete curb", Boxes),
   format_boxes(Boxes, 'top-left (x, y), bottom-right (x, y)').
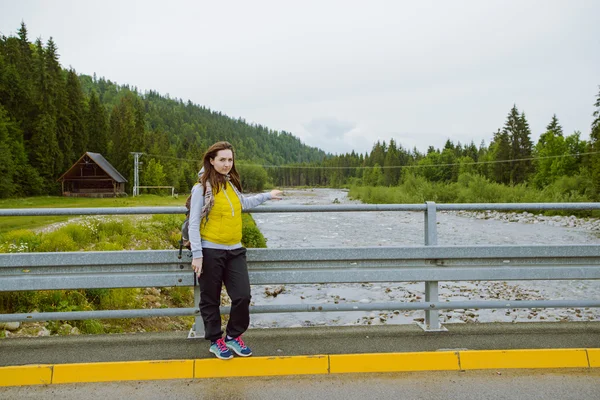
top-left (1, 348), bottom-right (598, 387)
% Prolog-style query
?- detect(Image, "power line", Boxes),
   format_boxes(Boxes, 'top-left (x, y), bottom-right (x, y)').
top-left (141, 150), bottom-right (600, 170)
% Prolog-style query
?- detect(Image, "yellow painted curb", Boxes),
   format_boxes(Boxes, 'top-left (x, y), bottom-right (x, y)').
top-left (330, 351), bottom-right (460, 374)
top-left (459, 349), bottom-right (589, 370)
top-left (0, 365), bottom-right (52, 387)
top-left (587, 349), bottom-right (600, 368)
top-left (195, 355), bottom-right (329, 378)
top-left (2, 348), bottom-right (598, 387)
top-left (52, 360), bottom-right (193, 384)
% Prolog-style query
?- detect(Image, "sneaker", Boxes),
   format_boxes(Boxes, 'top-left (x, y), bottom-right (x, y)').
top-left (225, 335), bottom-right (253, 357)
top-left (209, 338), bottom-right (233, 360)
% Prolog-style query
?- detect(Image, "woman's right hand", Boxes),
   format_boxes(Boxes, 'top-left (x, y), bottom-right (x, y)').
top-left (192, 257), bottom-right (203, 277)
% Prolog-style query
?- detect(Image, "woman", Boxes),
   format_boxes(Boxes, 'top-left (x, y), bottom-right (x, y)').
top-left (188, 141), bottom-right (282, 360)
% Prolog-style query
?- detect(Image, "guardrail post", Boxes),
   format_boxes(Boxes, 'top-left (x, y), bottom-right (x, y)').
top-left (422, 201), bottom-right (445, 332)
top-left (188, 278), bottom-right (205, 339)
top-left (424, 201), bottom-right (438, 246)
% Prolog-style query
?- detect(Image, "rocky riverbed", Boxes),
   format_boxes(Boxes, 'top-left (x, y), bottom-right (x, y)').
top-left (250, 189), bottom-right (600, 328)
top-left (445, 210), bottom-right (600, 232)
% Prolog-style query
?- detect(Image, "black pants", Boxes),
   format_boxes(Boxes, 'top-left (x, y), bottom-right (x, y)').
top-left (198, 247), bottom-right (251, 342)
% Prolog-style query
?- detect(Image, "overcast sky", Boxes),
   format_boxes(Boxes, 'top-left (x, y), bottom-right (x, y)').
top-left (1, 0), bottom-right (599, 155)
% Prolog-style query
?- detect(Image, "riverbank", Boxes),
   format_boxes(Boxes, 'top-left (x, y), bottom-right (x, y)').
top-left (444, 210), bottom-right (600, 233)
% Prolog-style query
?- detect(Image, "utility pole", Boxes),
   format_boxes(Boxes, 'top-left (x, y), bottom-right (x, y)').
top-left (130, 152), bottom-right (143, 196)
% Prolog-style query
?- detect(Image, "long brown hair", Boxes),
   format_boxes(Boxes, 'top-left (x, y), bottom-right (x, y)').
top-left (200, 141), bottom-right (242, 194)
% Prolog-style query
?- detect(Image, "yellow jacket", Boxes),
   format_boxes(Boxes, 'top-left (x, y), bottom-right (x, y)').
top-left (200, 182), bottom-right (242, 245)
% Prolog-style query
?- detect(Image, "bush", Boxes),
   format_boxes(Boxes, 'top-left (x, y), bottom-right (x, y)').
top-left (238, 164), bottom-right (269, 192)
top-left (37, 231), bottom-right (78, 252)
top-left (242, 214), bottom-right (267, 248)
top-left (61, 224), bottom-right (94, 247)
top-left (0, 292), bottom-right (37, 313)
top-left (0, 229), bottom-right (41, 252)
top-left (162, 287), bottom-right (194, 307)
top-left (77, 319), bottom-right (105, 334)
top-left (98, 288), bottom-right (142, 310)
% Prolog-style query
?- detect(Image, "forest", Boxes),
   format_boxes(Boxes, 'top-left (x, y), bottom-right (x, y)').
top-left (1, 23), bottom-right (599, 201)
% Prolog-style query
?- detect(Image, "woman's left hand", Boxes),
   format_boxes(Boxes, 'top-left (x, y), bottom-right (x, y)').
top-left (270, 189), bottom-right (283, 200)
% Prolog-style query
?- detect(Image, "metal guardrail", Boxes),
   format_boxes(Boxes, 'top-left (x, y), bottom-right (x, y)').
top-left (1, 202), bottom-right (599, 337)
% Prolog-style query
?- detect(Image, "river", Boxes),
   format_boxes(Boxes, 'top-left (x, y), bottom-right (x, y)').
top-left (248, 188), bottom-right (600, 328)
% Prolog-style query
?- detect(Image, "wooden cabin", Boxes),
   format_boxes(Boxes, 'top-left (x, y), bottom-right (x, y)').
top-left (57, 152), bottom-right (127, 197)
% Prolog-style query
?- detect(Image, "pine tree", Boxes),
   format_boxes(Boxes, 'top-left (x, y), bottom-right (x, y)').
top-left (29, 38), bottom-right (61, 190)
top-left (513, 111), bottom-right (533, 183)
top-left (86, 90), bottom-right (108, 154)
top-left (546, 114), bottom-right (563, 136)
top-left (108, 93), bottom-right (147, 189)
top-left (500, 105), bottom-right (533, 184)
top-left (368, 141), bottom-right (386, 167)
top-left (45, 38), bottom-right (70, 173)
top-left (65, 69), bottom-right (87, 157)
top-left (0, 106), bottom-right (17, 197)
top-left (490, 129), bottom-right (511, 184)
top-left (383, 139), bottom-right (400, 186)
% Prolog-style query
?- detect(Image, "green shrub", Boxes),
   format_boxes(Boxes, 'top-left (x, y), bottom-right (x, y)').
top-left (98, 288), bottom-right (142, 310)
top-left (61, 224), bottom-right (94, 247)
top-left (77, 319), bottom-right (105, 334)
top-left (238, 164), bottom-right (269, 192)
top-left (0, 292), bottom-right (38, 313)
top-left (84, 289), bottom-right (110, 306)
top-left (163, 287), bottom-right (193, 307)
top-left (0, 229), bottom-right (41, 252)
top-left (37, 231), bottom-right (78, 252)
top-left (96, 218), bottom-right (135, 238)
top-left (242, 214), bottom-right (267, 248)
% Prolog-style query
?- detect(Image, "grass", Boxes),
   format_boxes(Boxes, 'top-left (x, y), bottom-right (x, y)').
top-left (0, 195), bottom-right (268, 335)
top-left (0, 194), bottom-right (184, 235)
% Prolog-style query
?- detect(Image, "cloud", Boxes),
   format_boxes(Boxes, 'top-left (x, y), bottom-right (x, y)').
top-left (303, 117), bottom-right (356, 139)
top-left (299, 117), bottom-right (369, 154)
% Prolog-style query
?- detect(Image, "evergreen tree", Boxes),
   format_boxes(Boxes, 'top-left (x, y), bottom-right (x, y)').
top-left (0, 106), bottom-right (17, 197)
top-left (45, 38), bottom-right (71, 173)
top-left (65, 68), bottom-right (87, 157)
top-left (30, 112), bottom-right (60, 186)
top-left (440, 147), bottom-right (458, 182)
top-left (141, 158), bottom-right (167, 190)
top-left (546, 114), bottom-right (563, 136)
top-left (500, 105), bottom-right (533, 184)
top-left (108, 93), bottom-right (147, 188)
top-left (86, 90), bottom-right (108, 154)
top-left (564, 131), bottom-right (585, 176)
top-left (490, 129), bottom-right (511, 184)
top-left (29, 38), bottom-right (61, 190)
top-left (383, 139), bottom-right (400, 186)
top-left (368, 141), bottom-right (386, 167)
top-left (417, 150), bottom-right (444, 182)
top-left (514, 111), bottom-right (533, 183)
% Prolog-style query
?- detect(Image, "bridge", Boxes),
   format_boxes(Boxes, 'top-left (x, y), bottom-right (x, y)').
top-left (1, 202), bottom-right (599, 392)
